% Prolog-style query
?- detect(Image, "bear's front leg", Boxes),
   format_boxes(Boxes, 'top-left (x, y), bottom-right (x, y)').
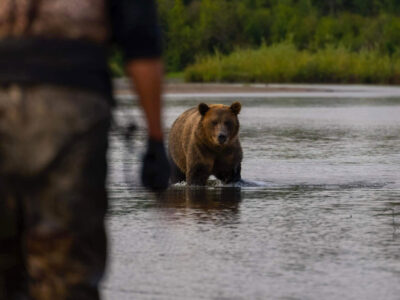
top-left (186, 163), bottom-right (212, 186)
top-left (216, 163), bottom-right (241, 184)
top-left (169, 156), bottom-right (186, 184)
top-left (231, 163), bottom-right (242, 183)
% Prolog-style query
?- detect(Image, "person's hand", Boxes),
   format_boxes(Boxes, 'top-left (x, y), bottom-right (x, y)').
top-left (141, 138), bottom-right (170, 191)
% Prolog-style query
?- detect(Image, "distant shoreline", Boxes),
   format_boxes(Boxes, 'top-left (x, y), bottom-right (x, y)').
top-left (114, 79), bottom-right (329, 95)
top-left (113, 79), bottom-right (400, 99)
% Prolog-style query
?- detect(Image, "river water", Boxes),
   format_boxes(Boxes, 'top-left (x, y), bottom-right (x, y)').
top-left (102, 95), bottom-right (400, 300)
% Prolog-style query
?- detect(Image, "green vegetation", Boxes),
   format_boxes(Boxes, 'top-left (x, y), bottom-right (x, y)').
top-left (110, 0), bottom-right (400, 83)
top-left (184, 42), bottom-right (400, 83)
top-left (109, 48), bottom-right (125, 77)
top-left (166, 71), bottom-right (185, 81)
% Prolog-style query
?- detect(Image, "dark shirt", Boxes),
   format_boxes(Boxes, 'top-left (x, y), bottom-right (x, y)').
top-left (109, 0), bottom-right (162, 60)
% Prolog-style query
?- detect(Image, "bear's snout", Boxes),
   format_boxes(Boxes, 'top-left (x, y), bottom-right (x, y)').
top-left (218, 133), bottom-right (227, 144)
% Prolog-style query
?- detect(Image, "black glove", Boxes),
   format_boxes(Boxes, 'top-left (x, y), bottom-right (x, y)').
top-left (141, 139), bottom-right (171, 191)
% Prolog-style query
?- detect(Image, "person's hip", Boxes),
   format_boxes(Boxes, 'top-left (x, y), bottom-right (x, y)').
top-left (0, 84), bottom-right (112, 177)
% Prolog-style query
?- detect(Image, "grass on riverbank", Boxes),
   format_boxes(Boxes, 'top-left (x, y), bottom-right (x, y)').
top-left (184, 42), bottom-right (400, 84)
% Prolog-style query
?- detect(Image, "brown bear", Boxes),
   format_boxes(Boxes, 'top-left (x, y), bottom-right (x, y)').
top-left (168, 102), bottom-right (242, 185)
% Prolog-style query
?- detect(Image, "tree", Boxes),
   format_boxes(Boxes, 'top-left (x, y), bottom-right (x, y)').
top-left (164, 0), bottom-right (193, 71)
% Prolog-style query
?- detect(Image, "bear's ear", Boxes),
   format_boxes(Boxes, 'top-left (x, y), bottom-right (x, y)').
top-left (230, 102), bottom-right (241, 115)
top-left (198, 103), bottom-right (210, 116)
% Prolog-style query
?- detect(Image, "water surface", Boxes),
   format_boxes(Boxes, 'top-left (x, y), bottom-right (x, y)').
top-left (103, 96), bottom-right (400, 300)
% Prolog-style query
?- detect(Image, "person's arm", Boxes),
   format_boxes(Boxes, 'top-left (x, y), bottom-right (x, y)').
top-left (109, 0), bottom-right (170, 191)
top-left (126, 58), bottom-right (170, 191)
top-left (108, 0), bottom-right (164, 141)
top-left (125, 58), bottom-right (164, 141)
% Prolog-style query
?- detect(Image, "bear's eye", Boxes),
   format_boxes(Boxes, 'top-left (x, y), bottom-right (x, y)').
top-left (211, 120), bottom-right (218, 126)
top-left (224, 121), bottom-right (233, 127)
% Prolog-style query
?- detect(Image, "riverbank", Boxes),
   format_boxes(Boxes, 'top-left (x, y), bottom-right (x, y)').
top-left (113, 79), bottom-right (400, 100)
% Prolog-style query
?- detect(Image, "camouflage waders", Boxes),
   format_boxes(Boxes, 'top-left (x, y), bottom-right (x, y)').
top-left (0, 84), bottom-right (111, 300)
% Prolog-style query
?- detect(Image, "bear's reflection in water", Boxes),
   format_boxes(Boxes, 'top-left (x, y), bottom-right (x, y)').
top-left (158, 187), bottom-right (242, 224)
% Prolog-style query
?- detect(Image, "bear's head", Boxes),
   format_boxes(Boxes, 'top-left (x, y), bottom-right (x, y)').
top-left (198, 102), bottom-right (241, 147)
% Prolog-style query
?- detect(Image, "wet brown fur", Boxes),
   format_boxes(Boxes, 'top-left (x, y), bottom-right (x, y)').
top-left (168, 102), bottom-right (242, 185)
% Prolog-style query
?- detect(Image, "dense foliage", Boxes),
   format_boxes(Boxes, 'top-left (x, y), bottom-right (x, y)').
top-left (185, 41), bottom-right (400, 83)
top-left (157, 0), bottom-right (400, 73)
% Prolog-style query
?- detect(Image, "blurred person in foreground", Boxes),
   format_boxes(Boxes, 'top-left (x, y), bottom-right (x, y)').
top-left (0, 1), bottom-right (170, 299)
